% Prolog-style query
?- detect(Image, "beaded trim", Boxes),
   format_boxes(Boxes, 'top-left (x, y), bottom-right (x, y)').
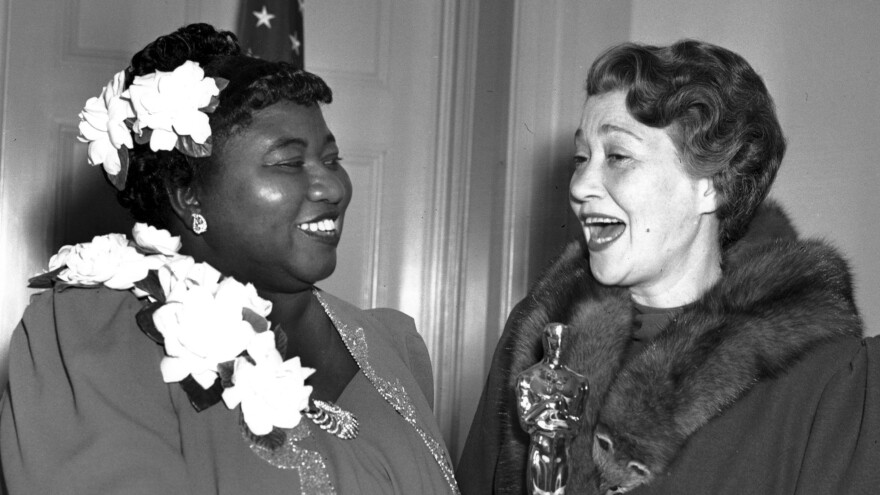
top-left (315, 291), bottom-right (461, 495)
top-left (243, 418), bottom-right (335, 494)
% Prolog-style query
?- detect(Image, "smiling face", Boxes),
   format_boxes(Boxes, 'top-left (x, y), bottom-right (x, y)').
top-left (570, 91), bottom-right (721, 306)
top-left (192, 100), bottom-right (351, 294)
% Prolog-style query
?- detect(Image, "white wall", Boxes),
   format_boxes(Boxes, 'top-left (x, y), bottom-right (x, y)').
top-left (630, 0), bottom-right (880, 336)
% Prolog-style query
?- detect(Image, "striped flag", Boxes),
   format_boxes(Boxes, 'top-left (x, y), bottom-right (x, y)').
top-left (237, 0), bottom-right (304, 68)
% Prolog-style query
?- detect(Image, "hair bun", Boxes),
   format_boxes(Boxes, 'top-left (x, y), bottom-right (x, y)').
top-left (129, 23), bottom-right (241, 78)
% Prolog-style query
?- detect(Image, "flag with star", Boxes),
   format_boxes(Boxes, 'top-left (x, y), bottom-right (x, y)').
top-left (237, 0), bottom-right (304, 68)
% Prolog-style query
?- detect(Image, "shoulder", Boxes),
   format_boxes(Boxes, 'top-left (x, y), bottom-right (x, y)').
top-left (315, 290), bottom-right (434, 403)
top-left (363, 307), bottom-right (419, 343)
top-left (11, 286), bottom-right (165, 390)
top-left (316, 290), bottom-right (420, 347)
top-left (641, 335), bottom-right (877, 494)
top-left (2, 287), bottom-right (192, 493)
top-left (361, 307), bottom-right (428, 373)
top-left (782, 334), bottom-right (866, 385)
top-left (717, 333), bottom-right (872, 444)
top-left (20, 286), bottom-right (148, 345)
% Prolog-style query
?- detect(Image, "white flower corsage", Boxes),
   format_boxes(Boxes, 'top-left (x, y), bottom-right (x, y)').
top-left (222, 332), bottom-right (315, 435)
top-left (42, 231), bottom-right (171, 290)
top-left (30, 223), bottom-right (328, 444)
top-left (75, 61), bottom-right (229, 191)
top-left (133, 223), bottom-right (183, 255)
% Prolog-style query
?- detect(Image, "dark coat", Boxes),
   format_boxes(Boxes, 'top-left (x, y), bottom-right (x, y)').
top-left (456, 203), bottom-right (880, 494)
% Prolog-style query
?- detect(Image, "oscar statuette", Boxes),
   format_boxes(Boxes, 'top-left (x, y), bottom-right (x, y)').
top-left (515, 323), bottom-right (589, 495)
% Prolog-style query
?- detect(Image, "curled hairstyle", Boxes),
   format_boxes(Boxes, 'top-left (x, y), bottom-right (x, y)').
top-left (586, 39), bottom-right (786, 246)
top-left (116, 23), bottom-right (333, 228)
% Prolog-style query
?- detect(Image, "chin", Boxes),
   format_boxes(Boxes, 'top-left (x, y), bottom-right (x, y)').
top-left (303, 258), bottom-right (338, 285)
top-left (589, 257), bottom-right (630, 288)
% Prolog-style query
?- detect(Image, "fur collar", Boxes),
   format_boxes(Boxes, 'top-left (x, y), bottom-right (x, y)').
top-left (494, 203), bottom-right (863, 494)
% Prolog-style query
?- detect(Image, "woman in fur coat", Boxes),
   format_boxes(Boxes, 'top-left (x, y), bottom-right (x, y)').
top-left (456, 39), bottom-right (880, 494)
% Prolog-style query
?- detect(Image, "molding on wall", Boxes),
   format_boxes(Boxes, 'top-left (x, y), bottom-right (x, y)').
top-left (346, 149), bottom-right (386, 309)
top-left (498, 0), bottom-right (537, 332)
top-left (497, 2), bottom-right (585, 338)
top-left (62, 0), bottom-right (203, 66)
top-left (52, 123), bottom-right (80, 251)
top-left (0, 0), bottom-right (11, 381)
top-left (62, 0), bottom-right (133, 66)
top-left (0, 0), bottom-right (9, 193)
top-left (421, 0), bottom-right (480, 455)
top-left (308, 0), bottom-right (391, 87)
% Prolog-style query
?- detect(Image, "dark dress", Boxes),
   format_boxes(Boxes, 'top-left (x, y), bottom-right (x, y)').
top-left (1, 287), bottom-right (459, 494)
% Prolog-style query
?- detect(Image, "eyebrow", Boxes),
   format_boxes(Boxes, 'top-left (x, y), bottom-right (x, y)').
top-left (599, 124), bottom-right (642, 141)
top-left (574, 124), bottom-right (642, 141)
top-left (265, 134), bottom-right (337, 154)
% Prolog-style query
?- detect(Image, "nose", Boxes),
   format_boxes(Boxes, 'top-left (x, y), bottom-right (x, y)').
top-left (569, 158), bottom-right (604, 204)
top-left (307, 164), bottom-right (348, 204)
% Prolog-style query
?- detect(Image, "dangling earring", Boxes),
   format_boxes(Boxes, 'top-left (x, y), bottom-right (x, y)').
top-left (192, 213), bottom-right (208, 234)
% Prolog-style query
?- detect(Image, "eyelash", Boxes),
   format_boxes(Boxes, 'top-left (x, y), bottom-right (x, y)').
top-left (273, 156), bottom-right (343, 168)
top-left (571, 152), bottom-right (630, 170)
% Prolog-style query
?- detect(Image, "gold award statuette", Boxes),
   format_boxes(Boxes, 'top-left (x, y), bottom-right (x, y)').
top-left (515, 323), bottom-right (589, 495)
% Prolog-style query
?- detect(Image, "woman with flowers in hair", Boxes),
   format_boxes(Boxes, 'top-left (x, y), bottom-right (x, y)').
top-left (0, 23), bottom-right (458, 495)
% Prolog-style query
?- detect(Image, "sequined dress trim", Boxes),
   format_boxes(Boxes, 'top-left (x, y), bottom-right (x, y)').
top-left (315, 290), bottom-right (461, 495)
top-left (244, 417), bottom-right (335, 494)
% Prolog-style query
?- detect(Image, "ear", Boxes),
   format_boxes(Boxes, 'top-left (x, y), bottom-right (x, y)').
top-left (168, 184), bottom-right (201, 227)
top-left (696, 177), bottom-right (719, 215)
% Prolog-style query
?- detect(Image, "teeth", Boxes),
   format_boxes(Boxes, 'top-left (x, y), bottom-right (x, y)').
top-left (584, 216), bottom-right (621, 224)
top-left (582, 215), bottom-right (624, 245)
top-left (297, 218), bottom-right (337, 233)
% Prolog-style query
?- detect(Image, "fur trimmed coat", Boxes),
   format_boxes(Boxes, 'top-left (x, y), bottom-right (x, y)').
top-left (456, 203), bottom-right (880, 494)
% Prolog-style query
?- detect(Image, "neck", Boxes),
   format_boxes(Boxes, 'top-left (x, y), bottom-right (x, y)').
top-left (260, 288), bottom-right (319, 329)
top-left (629, 225), bottom-right (722, 309)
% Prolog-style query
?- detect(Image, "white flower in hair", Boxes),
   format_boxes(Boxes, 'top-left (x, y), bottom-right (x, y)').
top-left (77, 70), bottom-right (135, 176)
top-left (125, 61), bottom-right (221, 152)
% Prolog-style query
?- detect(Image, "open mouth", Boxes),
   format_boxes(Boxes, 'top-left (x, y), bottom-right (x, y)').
top-left (582, 215), bottom-right (625, 250)
top-left (296, 217), bottom-right (341, 242)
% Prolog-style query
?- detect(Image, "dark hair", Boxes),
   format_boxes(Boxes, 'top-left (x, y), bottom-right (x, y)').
top-left (586, 39), bottom-right (786, 246)
top-left (116, 23), bottom-right (333, 228)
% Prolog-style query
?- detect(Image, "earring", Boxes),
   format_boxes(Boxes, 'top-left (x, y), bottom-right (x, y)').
top-left (192, 213), bottom-right (207, 235)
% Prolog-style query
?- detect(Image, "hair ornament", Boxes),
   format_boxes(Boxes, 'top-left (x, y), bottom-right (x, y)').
top-left (77, 61), bottom-right (230, 191)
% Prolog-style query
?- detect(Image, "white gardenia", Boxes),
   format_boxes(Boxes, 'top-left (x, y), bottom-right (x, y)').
top-left (158, 256), bottom-right (217, 298)
top-left (42, 224), bottom-right (312, 436)
top-left (222, 331), bottom-right (315, 435)
top-left (132, 222), bottom-right (182, 255)
top-left (153, 269), bottom-right (273, 389)
top-left (124, 61), bottom-right (220, 152)
top-left (53, 233), bottom-right (165, 289)
top-left (77, 69), bottom-right (136, 175)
